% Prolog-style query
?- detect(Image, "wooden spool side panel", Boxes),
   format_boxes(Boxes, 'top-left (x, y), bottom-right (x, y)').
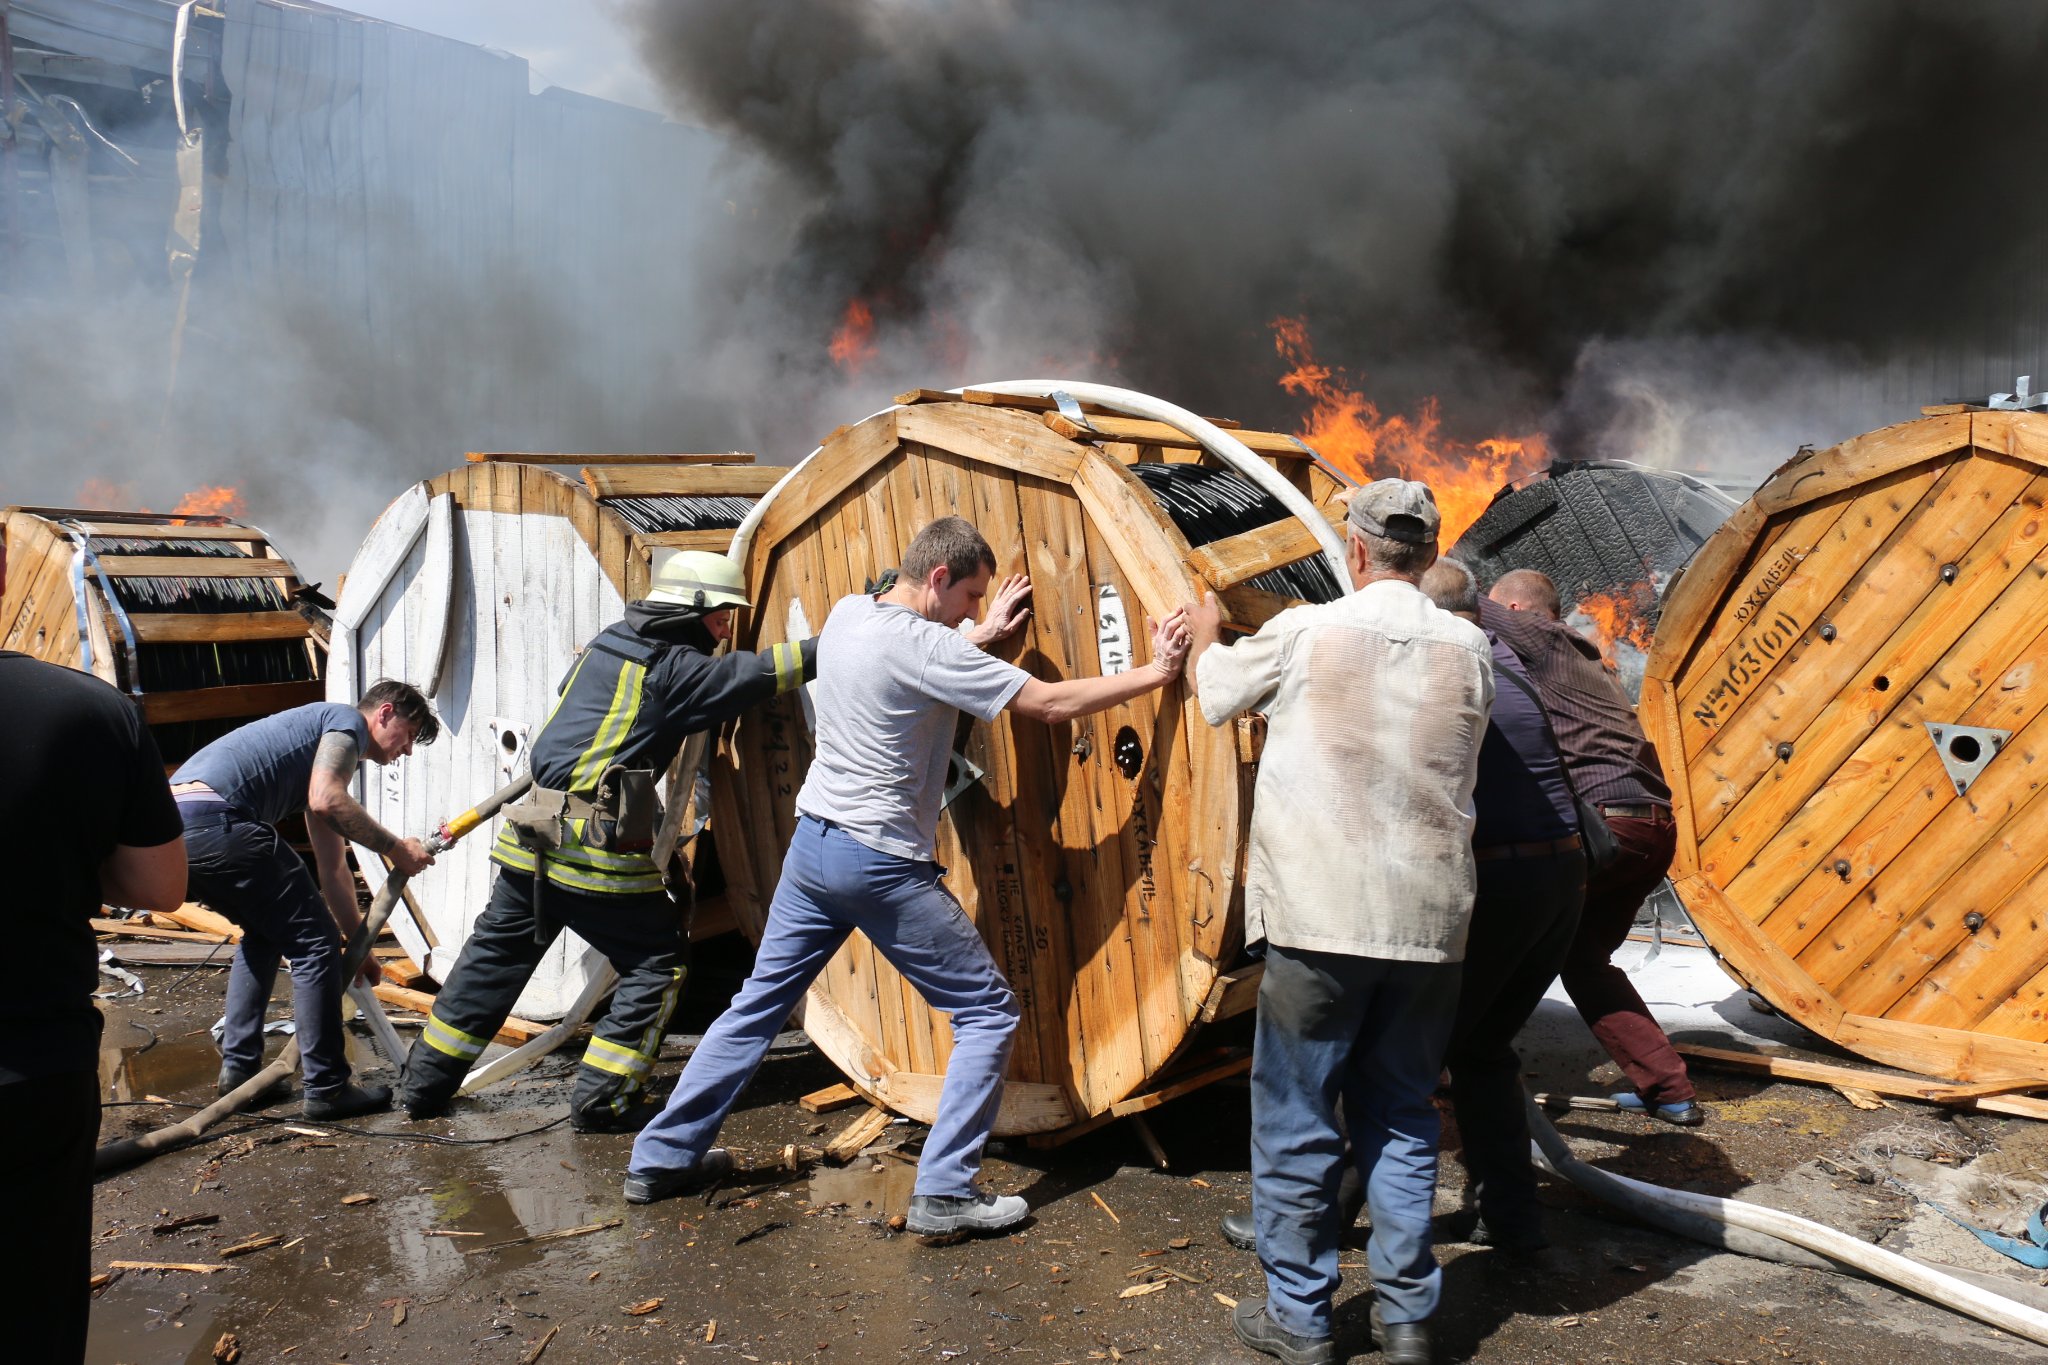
top-left (349, 467), bottom-right (623, 1018)
top-left (726, 422), bottom-right (1236, 1128)
top-left (3, 515), bottom-right (86, 673)
top-left (1662, 428), bottom-right (2048, 1081)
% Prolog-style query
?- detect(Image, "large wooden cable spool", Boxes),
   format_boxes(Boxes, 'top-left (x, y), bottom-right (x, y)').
top-left (713, 387), bottom-right (1356, 1136)
top-left (330, 454), bottom-right (775, 1019)
top-left (1644, 410), bottom-right (2048, 1085)
top-left (1, 506), bottom-right (325, 766)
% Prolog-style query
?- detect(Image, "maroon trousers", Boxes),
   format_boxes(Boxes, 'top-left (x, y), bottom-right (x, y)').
top-left (1557, 811), bottom-right (1693, 1104)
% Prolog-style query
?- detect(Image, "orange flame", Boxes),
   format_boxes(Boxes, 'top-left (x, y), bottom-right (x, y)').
top-left (828, 298), bottom-right (879, 375)
top-left (1271, 317), bottom-right (1546, 543)
top-left (171, 485), bottom-right (246, 519)
top-left (1572, 586), bottom-right (1657, 669)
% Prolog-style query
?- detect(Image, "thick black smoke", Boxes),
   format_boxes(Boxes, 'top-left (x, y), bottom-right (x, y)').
top-left (634, 0), bottom-right (2048, 472)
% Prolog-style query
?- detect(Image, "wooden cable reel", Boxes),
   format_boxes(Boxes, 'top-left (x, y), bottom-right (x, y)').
top-left (1, 506), bottom-right (325, 766)
top-left (330, 453), bottom-right (776, 1019)
top-left (713, 387), bottom-right (1356, 1136)
top-left (1645, 410), bottom-right (2048, 1086)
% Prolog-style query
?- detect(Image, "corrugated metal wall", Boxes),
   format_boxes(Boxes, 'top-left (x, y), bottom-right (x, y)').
top-left (211, 0), bottom-right (715, 437)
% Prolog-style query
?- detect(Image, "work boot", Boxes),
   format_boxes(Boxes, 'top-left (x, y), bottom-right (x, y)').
top-left (571, 1097), bottom-right (660, 1135)
top-left (1221, 1210), bottom-right (1256, 1250)
top-left (1611, 1091), bottom-right (1706, 1127)
top-left (1230, 1297), bottom-right (1335, 1365)
top-left (1370, 1303), bottom-right (1433, 1365)
top-left (303, 1082), bottom-right (393, 1121)
top-left (217, 1065), bottom-right (292, 1107)
top-left (905, 1191), bottom-right (1029, 1235)
top-left (1469, 1215), bottom-right (1550, 1254)
top-left (622, 1150), bottom-right (735, 1205)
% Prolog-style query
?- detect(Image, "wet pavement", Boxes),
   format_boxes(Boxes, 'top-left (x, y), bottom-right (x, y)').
top-left (85, 939), bottom-right (2048, 1363)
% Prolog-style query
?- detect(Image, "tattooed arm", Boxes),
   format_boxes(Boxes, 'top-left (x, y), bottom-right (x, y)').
top-left (307, 730), bottom-right (434, 877)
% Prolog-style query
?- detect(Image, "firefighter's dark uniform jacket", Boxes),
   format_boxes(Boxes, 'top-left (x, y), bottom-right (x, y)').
top-left (404, 604), bottom-right (815, 1123)
top-left (490, 606), bottom-right (815, 895)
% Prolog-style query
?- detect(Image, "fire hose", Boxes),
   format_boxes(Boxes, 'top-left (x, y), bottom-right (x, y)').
top-left (94, 776), bottom-right (533, 1173)
top-left (1524, 1094), bottom-right (2048, 1347)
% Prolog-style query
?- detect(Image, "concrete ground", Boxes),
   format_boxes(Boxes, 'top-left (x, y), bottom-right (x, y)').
top-left (85, 935), bottom-right (2048, 1363)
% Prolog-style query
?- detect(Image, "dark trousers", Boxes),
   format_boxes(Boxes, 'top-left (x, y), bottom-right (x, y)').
top-left (1446, 849), bottom-right (1584, 1232)
top-left (183, 809), bottom-right (351, 1094)
top-left (1558, 811), bottom-right (1692, 1103)
top-left (2, 1068), bottom-right (99, 1363)
top-left (401, 870), bottom-right (687, 1122)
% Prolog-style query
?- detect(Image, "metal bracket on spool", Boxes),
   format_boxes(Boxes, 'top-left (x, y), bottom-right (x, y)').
top-left (1049, 389), bottom-right (1094, 430)
top-left (942, 750), bottom-right (986, 810)
top-left (1989, 376), bottom-right (2048, 411)
top-left (1926, 722), bottom-right (2012, 796)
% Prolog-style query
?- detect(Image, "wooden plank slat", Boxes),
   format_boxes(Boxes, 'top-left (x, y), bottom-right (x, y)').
top-left (639, 529), bottom-right (740, 553)
top-left (1750, 414), bottom-right (1970, 514)
top-left (747, 414), bottom-right (902, 582)
top-left (1042, 412), bottom-right (1307, 458)
top-left (580, 465), bottom-right (786, 500)
top-left (126, 611), bottom-right (311, 643)
top-left (1183, 518), bottom-right (1323, 593)
top-left (1669, 874), bottom-right (1845, 1033)
top-left (467, 451), bottom-right (755, 465)
top-left (895, 401), bottom-right (1085, 485)
top-left (142, 680), bottom-right (324, 724)
top-left (74, 522), bottom-right (265, 542)
top-left (1673, 1043), bottom-right (2048, 1116)
top-left (95, 554), bottom-right (293, 579)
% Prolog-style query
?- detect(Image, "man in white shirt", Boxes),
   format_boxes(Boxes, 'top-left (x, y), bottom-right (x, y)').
top-left (1188, 480), bottom-right (1493, 1365)
top-left (628, 516), bottom-right (1189, 1235)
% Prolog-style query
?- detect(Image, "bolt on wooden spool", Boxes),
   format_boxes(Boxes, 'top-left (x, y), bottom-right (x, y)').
top-left (712, 387), bottom-right (1356, 1136)
top-left (1643, 409), bottom-right (2048, 1087)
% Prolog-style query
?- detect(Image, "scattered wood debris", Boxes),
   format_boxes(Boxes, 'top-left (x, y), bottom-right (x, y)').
top-left (824, 1106), bottom-right (893, 1164)
top-left (1090, 1191), bottom-right (1121, 1224)
top-left (1119, 1281), bottom-right (1170, 1299)
top-left (340, 1192), bottom-right (377, 1206)
top-left (212, 1332), bottom-right (242, 1363)
top-left (151, 1212), bottom-right (221, 1236)
top-left (109, 1260), bottom-right (231, 1274)
top-left (623, 1297), bottom-right (665, 1316)
top-left (520, 1324), bottom-right (559, 1363)
top-left (464, 1219), bottom-right (622, 1255)
top-left (220, 1235), bottom-right (282, 1258)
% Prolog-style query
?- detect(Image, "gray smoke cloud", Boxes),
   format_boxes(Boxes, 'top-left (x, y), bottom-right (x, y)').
top-left (632, 0), bottom-right (2048, 483)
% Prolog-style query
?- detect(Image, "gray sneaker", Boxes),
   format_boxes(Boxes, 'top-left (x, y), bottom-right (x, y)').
top-left (905, 1191), bottom-right (1029, 1235)
top-left (622, 1149), bottom-right (734, 1205)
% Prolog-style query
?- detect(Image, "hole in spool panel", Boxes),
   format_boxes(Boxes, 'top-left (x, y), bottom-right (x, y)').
top-left (1949, 734), bottom-right (1982, 764)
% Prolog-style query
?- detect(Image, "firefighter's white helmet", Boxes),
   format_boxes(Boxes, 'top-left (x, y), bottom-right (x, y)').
top-left (646, 549), bottom-right (751, 610)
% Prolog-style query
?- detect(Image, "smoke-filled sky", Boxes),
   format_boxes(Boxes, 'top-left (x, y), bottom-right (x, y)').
top-left (4, 0), bottom-right (2047, 583)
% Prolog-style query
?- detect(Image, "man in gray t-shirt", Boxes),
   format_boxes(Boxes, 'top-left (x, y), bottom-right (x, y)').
top-left (174, 683), bottom-right (439, 1120)
top-left (631, 516), bottom-right (1189, 1233)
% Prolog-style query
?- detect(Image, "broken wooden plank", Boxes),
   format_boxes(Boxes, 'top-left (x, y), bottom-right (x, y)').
top-left (108, 1260), bottom-right (233, 1274)
top-left (467, 451), bottom-right (755, 466)
top-left (822, 1105), bottom-right (893, 1164)
top-left (798, 1083), bottom-right (862, 1115)
top-left (1674, 1042), bottom-right (2048, 1118)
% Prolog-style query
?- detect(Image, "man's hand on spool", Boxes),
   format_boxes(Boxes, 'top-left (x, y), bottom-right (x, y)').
top-left (1149, 608), bottom-right (1192, 679)
top-left (966, 573), bottom-right (1033, 648)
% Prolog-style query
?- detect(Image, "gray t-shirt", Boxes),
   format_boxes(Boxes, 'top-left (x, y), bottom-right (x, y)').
top-left (797, 594), bottom-right (1030, 861)
top-left (173, 701), bottom-right (370, 824)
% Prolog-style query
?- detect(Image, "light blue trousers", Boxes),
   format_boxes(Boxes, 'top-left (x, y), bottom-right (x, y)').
top-left (631, 815), bottom-right (1019, 1196)
top-left (1252, 944), bottom-right (1462, 1336)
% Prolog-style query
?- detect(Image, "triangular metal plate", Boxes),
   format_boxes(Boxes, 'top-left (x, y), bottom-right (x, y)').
top-left (1926, 722), bottom-right (2013, 796)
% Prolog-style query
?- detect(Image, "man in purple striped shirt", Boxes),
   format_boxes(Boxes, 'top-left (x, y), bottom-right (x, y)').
top-left (1480, 569), bottom-right (1701, 1127)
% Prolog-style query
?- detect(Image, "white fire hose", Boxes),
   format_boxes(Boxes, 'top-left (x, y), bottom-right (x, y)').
top-left (1525, 1095), bottom-right (2048, 1347)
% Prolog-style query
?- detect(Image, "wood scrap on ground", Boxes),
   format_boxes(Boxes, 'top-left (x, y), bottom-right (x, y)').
top-left (1675, 1042), bottom-right (2048, 1119)
top-left (823, 1105), bottom-right (893, 1164)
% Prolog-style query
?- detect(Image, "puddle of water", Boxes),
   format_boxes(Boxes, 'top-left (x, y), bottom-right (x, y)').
top-left (85, 1284), bottom-right (227, 1365)
top-left (98, 1020), bottom-right (220, 1104)
top-left (808, 1158), bottom-right (919, 1218)
top-left (378, 1181), bottom-right (610, 1280)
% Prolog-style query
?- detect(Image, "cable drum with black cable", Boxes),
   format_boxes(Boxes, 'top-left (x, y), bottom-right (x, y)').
top-left (1126, 463), bottom-right (1345, 604)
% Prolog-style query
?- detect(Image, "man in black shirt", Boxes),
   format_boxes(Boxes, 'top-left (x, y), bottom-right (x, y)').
top-left (0, 539), bottom-right (188, 1362)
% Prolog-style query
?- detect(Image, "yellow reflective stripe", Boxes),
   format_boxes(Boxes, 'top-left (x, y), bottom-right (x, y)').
top-left (771, 642), bottom-right (799, 694)
top-left (423, 1013), bottom-right (490, 1061)
top-left (637, 967), bottom-right (684, 1062)
top-left (567, 659), bottom-right (647, 792)
top-left (582, 1033), bottom-right (654, 1079)
top-left (490, 845), bottom-right (666, 895)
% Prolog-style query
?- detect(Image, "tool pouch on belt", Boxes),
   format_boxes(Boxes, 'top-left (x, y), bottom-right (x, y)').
top-left (501, 787), bottom-right (573, 854)
top-left (582, 764), bottom-right (662, 854)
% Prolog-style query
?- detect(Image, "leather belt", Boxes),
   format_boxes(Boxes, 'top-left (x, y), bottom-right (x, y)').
top-left (1474, 833), bottom-right (1583, 862)
top-left (1599, 803), bottom-right (1669, 821)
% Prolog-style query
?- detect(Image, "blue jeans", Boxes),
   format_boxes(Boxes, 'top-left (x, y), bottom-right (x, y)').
top-left (1252, 944), bottom-right (1461, 1336)
top-left (181, 806), bottom-right (352, 1094)
top-left (632, 816), bottom-right (1019, 1196)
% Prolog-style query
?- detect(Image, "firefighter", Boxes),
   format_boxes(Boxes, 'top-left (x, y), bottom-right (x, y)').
top-left (399, 551), bottom-right (814, 1132)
